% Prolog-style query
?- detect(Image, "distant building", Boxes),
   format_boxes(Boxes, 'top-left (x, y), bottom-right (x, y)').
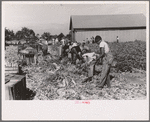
top-left (69, 14), bottom-right (146, 42)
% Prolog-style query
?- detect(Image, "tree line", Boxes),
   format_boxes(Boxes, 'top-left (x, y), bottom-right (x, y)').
top-left (5, 27), bottom-right (71, 42)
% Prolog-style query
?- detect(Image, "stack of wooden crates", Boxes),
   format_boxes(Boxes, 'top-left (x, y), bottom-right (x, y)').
top-left (5, 63), bottom-right (26, 100)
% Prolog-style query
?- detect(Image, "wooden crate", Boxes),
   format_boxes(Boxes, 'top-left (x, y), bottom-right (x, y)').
top-left (5, 67), bottom-right (18, 74)
top-left (5, 74), bottom-right (26, 100)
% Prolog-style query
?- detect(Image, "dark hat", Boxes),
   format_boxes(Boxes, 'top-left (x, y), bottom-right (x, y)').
top-left (95, 35), bottom-right (102, 43)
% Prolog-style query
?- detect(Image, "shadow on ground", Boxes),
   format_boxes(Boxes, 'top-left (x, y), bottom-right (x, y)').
top-left (25, 88), bottom-right (36, 100)
top-left (110, 75), bottom-right (115, 80)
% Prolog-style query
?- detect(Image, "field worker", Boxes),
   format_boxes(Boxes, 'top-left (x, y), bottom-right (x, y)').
top-left (18, 41), bottom-right (21, 45)
top-left (55, 38), bottom-right (58, 44)
top-left (91, 36), bottom-right (95, 43)
top-left (86, 38), bottom-right (88, 42)
top-left (95, 35), bottom-right (114, 88)
top-left (70, 42), bottom-right (83, 65)
top-left (67, 40), bottom-right (72, 59)
top-left (80, 41), bottom-right (90, 54)
top-left (82, 40), bottom-right (85, 42)
top-left (52, 38), bottom-right (55, 45)
top-left (61, 40), bottom-right (70, 59)
top-left (61, 37), bottom-right (65, 46)
top-left (44, 39), bottom-right (48, 45)
top-left (82, 52), bottom-right (98, 83)
top-left (116, 36), bottom-right (119, 43)
top-left (82, 35), bottom-right (113, 88)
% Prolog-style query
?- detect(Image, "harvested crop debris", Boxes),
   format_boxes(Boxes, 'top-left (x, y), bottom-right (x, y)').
top-left (5, 42), bottom-right (147, 100)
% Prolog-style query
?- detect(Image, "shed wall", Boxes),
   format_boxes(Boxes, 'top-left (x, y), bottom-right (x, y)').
top-left (75, 29), bottom-right (146, 42)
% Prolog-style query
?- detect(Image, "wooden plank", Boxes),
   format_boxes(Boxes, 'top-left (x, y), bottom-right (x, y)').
top-left (5, 67), bottom-right (18, 71)
top-left (5, 74), bottom-right (15, 84)
top-left (5, 70), bottom-right (18, 74)
top-left (11, 75), bottom-right (25, 81)
top-left (5, 75), bottom-right (26, 100)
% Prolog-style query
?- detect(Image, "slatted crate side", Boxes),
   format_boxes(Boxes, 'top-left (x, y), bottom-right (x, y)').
top-left (5, 67), bottom-right (18, 70)
top-left (5, 62), bottom-right (19, 74)
top-left (5, 61), bottom-right (18, 67)
top-left (5, 75), bottom-right (26, 100)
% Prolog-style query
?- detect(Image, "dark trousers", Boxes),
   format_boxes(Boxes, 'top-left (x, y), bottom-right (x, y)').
top-left (98, 52), bottom-right (113, 87)
top-left (98, 63), bottom-right (111, 87)
top-left (88, 61), bottom-right (111, 87)
top-left (88, 52), bottom-right (113, 87)
top-left (71, 53), bottom-right (82, 65)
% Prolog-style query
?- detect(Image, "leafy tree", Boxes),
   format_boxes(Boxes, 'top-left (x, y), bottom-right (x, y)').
top-left (15, 27), bottom-right (36, 42)
top-left (65, 31), bottom-right (72, 41)
top-left (58, 33), bottom-right (64, 41)
top-left (21, 27), bottom-right (35, 39)
top-left (15, 30), bottom-right (24, 40)
top-left (41, 32), bottom-right (51, 40)
top-left (36, 34), bottom-right (40, 39)
top-left (5, 28), bottom-right (15, 41)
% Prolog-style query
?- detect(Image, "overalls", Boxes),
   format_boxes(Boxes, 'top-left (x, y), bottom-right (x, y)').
top-left (88, 51), bottom-right (113, 88)
top-left (97, 51), bottom-right (114, 88)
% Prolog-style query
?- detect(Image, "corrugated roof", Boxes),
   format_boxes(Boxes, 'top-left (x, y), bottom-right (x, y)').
top-left (70, 14), bottom-right (146, 30)
top-left (19, 50), bottom-right (29, 54)
top-left (19, 46), bottom-right (37, 54)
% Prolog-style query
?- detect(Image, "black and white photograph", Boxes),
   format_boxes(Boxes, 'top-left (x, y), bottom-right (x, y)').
top-left (2, 1), bottom-right (149, 120)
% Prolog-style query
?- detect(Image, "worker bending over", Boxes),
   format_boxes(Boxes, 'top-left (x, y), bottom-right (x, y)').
top-left (70, 42), bottom-right (83, 65)
top-left (80, 41), bottom-right (90, 54)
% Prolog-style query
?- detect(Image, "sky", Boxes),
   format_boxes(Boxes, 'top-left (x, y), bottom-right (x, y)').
top-left (3, 1), bottom-right (148, 36)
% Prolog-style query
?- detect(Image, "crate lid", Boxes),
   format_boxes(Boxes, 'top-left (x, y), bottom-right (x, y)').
top-left (5, 74), bottom-right (25, 84)
top-left (10, 75), bottom-right (25, 81)
top-left (5, 74), bottom-right (15, 84)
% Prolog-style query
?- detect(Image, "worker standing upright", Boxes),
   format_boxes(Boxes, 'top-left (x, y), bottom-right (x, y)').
top-left (61, 37), bottom-right (65, 46)
top-left (95, 35), bottom-right (114, 88)
top-left (83, 35), bottom-right (114, 89)
top-left (116, 36), bottom-right (119, 43)
top-left (61, 39), bottom-right (70, 59)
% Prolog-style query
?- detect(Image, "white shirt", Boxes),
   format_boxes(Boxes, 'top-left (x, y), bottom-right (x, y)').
top-left (99, 40), bottom-right (109, 54)
top-left (55, 38), bottom-right (58, 43)
top-left (71, 42), bottom-right (77, 48)
top-left (61, 39), bottom-right (65, 45)
top-left (44, 40), bottom-right (48, 45)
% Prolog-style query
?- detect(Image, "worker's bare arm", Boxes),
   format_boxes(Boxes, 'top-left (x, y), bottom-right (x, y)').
top-left (95, 47), bottom-right (105, 63)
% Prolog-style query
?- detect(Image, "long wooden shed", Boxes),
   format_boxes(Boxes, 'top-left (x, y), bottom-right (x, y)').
top-left (69, 14), bottom-right (146, 42)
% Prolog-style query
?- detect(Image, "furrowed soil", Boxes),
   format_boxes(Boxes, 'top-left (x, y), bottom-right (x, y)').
top-left (5, 43), bottom-right (147, 100)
